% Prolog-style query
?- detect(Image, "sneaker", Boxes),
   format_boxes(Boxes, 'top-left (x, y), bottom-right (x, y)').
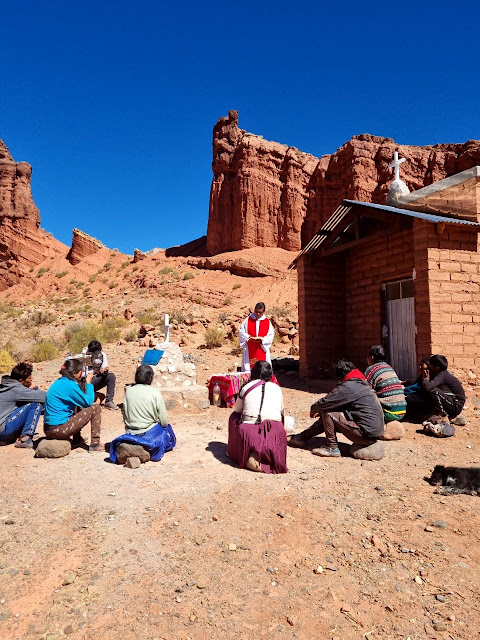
top-left (104, 401), bottom-right (118, 410)
top-left (14, 436), bottom-right (34, 449)
top-left (312, 446), bottom-right (341, 457)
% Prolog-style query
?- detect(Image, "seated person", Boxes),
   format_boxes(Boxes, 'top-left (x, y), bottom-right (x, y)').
top-left (406, 354), bottom-right (465, 424)
top-left (227, 360), bottom-right (287, 474)
top-left (0, 362), bottom-right (46, 448)
top-left (402, 358), bottom-right (430, 395)
top-left (109, 365), bottom-right (176, 463)
top-left (365, 345), bottom-right (406, 423)
top-left (85, 340), bottom-right (118, 410)
top-left (44, 359), bottom-right (103, 452)
top-left (289, 360), bottom-right (384, 457)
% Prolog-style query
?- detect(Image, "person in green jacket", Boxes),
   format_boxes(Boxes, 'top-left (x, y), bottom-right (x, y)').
top-left (123, 365), bottom-right (168, 434)
top-left (44, 359), bottom-right (103, 452)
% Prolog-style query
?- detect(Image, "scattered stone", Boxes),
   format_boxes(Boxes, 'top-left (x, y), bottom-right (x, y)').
top-left (212, 515), bottom-right (218, 521)
top-left (46, 635), bottom-right (58, 640)
top-left (433, 521), bottom-right (447, 529)
top-left (313, 566), bottom-right (323, 574)
top-left (325, 563), bottom-right (337, 571)
top-left (351, 441), bottom-right (385, 460)
top-left (23, 569), bottom-right (30, 575)
top-left (379, 421), bottom-right (405, 440)
top-left (62, 572), bottom-right (77, 586)
top-left (4, 520), bottom-right (14, 525)
top-left (35, 439), bottom-right (71, 458)
top-left (228, 543), bottom-right (237, 551)
top-left (452, 415), bottom-right (466, 426)
top-left (395, 584), bottom-right (406, 592)
top-left (116, 443), bottom-right (150, 464)
top-left (458, 562), bottom-right (468, 568)
top-left (432, 621), bottom-right (447, 632)
top-left (125, 457), bottom-right (141, 469)
top-left (64, 625), bottom-right (74, 635)
top-left (286, 615), bottom-right (296, 626)
top-left (196, 581), bottom-right (207, 589)
top-left (401, 547), bottom-right (410, 553)
top-left (374, 486), bottom-right (385, 493)
top-left (266, 566), bottom-right (275, 573)
top-left (414, 576), bottom-right (423, 584)
top-left (424, 526), bottom-right (434, 532)
top-left (277, 511), bottom-right (285, 518)
top-left (436, 595), bottom-right (447, 602)
top-left (8, 569), bottom-right (19, 576)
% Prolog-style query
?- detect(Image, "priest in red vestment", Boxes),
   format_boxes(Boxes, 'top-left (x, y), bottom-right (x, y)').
top-left (239, 302), bottom-right (275, 372)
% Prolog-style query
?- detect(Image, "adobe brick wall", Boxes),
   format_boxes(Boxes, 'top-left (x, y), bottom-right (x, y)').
top-left (298, 254), bottom-right (345, 377)
top-left (345, 230), bottom-right (415, 367)
top-left (413, 219), bottom-right (480, 376)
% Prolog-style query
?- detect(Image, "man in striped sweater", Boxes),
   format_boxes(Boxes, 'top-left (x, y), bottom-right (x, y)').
top-left (365, 345), bottom-right (406, 423)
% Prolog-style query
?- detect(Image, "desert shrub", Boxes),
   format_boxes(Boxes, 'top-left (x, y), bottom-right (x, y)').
top-left (224, 296), bottom-right (233, 306)
top-left (158, 266), bottom-right (173, 275)
top-left (169, 308), bottom-right (191, 324)
top-left (104, 316), bottom-right (128, 329)
top-left (70, 278), bottom-right (77, 285)
top-left (36, 267), bottom-right (50, 278)
top-left (89, 273), bottom-right (98, 283)
top-left (273, 328), bottom-right (280, 345)
top-left (82, 288), bottom-right (91, 297)
top-left (29, 266), bottom-right (34, 273)
top-left (108, 282), bottom-right (117, 289)
top-left (124, 328), bottom-right (138, 342)
top-left (0, 303), bottom-right (22, 319)
top-left (30, 341), bottom-right (59, 363)
top-left (138, 288), bottom-right (148, 294)
top-left (103, 262), bottom-right (112, 270)
top-left (218, 312), bottom-right (229, 323)
top-left (64, 321), bottom-right (120, 353)
top-left (137, 310), bottom-right (160, 325)
top-left (270, 306), bottom-right (289, 318)
top-left (0, 350), bottom-right (15, 374)
top-left (195, 296), bottom-right (203, 304)
top-left (233, 283), bottom-right (241, 290)
top-left (56, 271), bottom-right (68, 278)
top-left (75, 281), bottom-right (85, 289)
top-left (230, 336), bottom-right (242, 356)
top-left (183, 271), bottom-right (195, 280)
top-left (20, 310), bottom-right (55, 328)
top-left (171, 270), bottom-right (180, 281)
top-left (132, 265), bottom-right (139, 272)
top-left (1, 341), bottom-right (23, 361)
top-left (205, 326), bottom-right (224, 348)
top-left (120, 261), bottom-right (130, 269)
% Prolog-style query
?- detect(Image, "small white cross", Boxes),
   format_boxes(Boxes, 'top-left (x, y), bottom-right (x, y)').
top-left (388, 150), bottom-right (406, 182)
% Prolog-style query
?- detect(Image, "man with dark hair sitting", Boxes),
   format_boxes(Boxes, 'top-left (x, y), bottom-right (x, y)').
top-left (289, 360), bottom-right (384, 457)
top-left (85, 340), bottom-right (118, 410)
top-left (0, 362), bottom-right (46, 448)
top-left (365, 345), bottom-right (406, 423)
top-left (406, 354), bottom-right (465, 434)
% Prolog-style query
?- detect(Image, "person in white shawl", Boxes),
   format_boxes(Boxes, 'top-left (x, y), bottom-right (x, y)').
top-left (239, 302), bottom-right (275, 373)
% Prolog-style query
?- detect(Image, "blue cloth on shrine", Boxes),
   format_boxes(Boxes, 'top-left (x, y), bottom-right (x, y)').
top-left (141, 349), bottom-right (164, 366)
top-left (109, 423), bottom-right (176, 463)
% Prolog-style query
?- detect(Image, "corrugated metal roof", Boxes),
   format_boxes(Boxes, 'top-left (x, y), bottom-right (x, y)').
top-left (289, 199), bottom-right (480, 269)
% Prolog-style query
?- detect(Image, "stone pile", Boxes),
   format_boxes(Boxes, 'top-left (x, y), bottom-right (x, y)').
top-left (150, 341), bottom-right (209, 412)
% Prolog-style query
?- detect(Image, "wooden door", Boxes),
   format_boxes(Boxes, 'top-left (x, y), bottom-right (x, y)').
top-left (384, 278), bottom-right (416, 380)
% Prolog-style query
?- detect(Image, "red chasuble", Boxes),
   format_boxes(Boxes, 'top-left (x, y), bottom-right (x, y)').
top-left (247, 317), bottom-right (270, 366)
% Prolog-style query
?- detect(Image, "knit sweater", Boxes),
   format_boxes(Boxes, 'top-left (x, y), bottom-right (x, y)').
top-left (365, 362), bottom-right (406, 418)
top-left (123, 384), bottom-right (169, 434)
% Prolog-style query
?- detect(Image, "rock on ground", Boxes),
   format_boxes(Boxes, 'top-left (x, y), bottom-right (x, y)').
top-left (116, 443), bottom-right (150, 464)
top-left (35, 438), bottom-right (71, 458)
top-left (350, 441), bottom-right (385, 460)
top-left (379, 421), bottom-right (405, 440)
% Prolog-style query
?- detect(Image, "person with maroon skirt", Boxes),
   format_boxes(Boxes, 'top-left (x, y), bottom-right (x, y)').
top-left (227, 361), bottom-right (288, 474)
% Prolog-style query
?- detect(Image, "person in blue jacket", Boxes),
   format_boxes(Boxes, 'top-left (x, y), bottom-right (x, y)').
top-left (44, 359), bottom-right (103, 452)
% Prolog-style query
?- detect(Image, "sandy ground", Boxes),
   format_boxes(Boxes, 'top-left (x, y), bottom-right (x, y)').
top-left (0, 342), bottom-right (479, 640)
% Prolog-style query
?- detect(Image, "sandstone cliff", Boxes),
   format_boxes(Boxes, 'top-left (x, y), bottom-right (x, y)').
top-left (0, 141), bottom-right (66, 290)
top-left (67, 228), bottom-right (104, 265)
top-left (207, 112), bottom-right (480, 253)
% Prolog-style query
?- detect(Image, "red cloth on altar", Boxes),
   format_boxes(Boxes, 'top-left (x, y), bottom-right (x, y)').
top-left (247, 317), bottom-right (270, 365)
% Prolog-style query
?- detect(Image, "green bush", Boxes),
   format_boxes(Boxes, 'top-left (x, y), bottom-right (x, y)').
top-left (183, 271), bottom-right (195, 280)
top-left (124, 328), bottom-right (138, 342)
top-left (0, 350), bottom-right (15, 374)
top-left (224, 296), bottom-right (233, 306)
top-left (89, 273), bottom-right (98, 283)
top-left (20, 310), bottom-right (55, 328)
top-left (30, 341), bottom-right (59, 363)
top-left (56, 271), bottom-right (68, 278)
top-left (64, 321), bottom-right (120, 353)
top-left (204, 326), bottom-right (224, 348)
top-left (233, 283), bottom-right (241, 290)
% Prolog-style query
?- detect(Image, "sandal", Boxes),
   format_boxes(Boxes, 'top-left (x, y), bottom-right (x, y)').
top-left (15, 436), bottom-right (34, 449)
top-left (88, 442), bottom-right (105, 453)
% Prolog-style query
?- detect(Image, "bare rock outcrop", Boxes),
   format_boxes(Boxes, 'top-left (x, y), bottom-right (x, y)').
top-left (207, 112), bottom-right (480, 254)
top-left (67, 228), bottom-right (103, 265)
top-left (0, 141), bottom-right (65, 290)
top-left (133, 248), bottom-right (147, 263)
top-left (188, 256), bottom-right (275, 277)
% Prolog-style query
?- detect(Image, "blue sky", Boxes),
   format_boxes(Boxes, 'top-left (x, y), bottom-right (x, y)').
top-left (1, 1), bottom-right (478, 253)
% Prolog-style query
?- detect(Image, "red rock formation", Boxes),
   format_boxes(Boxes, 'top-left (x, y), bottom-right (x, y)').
top-left (0, 141), bottom-right (65, 290)
top-left (133, 248), bottom-right (147, 263)
top-left (207, 113), bottom-right (480, 253)
top-left (68, 228), bottom-right (103, 265)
